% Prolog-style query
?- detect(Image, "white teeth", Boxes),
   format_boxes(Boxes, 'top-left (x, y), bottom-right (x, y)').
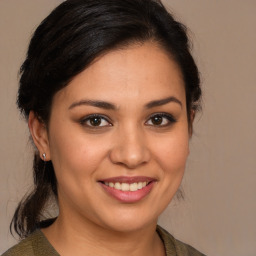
top-left (104, 181), bottom-right (149, 192)
top-left (114, 182), bottom-right (121, 190)
top-left (137, 182), bottom-right (143, 189)
top-left (121, 183), bottom-right (130, 191)
top-left (130, 183), bottom-right (138, 191)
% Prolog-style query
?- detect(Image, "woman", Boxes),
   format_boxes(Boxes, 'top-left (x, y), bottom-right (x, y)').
top-left (3, 0), bottom-right (204, 255)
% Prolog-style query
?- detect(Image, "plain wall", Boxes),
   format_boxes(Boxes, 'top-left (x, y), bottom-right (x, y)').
top-left (1, 1), bottom-right (255, 255)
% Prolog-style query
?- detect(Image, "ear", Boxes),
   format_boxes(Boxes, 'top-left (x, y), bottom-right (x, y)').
top-left (188, 110), bottom-right (195, 138)
top-left (28, 111), bottom-right (51, 161)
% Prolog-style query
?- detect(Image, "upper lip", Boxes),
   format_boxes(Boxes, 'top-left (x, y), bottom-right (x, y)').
top-left (99, 176), bottom-right (156, 184)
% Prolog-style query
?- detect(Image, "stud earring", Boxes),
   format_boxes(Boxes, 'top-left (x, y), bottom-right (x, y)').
top-left (42, 153), bottom-right (46, 161)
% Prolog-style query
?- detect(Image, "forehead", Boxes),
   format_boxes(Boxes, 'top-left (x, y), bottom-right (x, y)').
top-left (53, 42), bottom-right (185, 107)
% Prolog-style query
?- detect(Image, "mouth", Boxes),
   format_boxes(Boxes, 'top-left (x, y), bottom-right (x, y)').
top-left (102, 181), bottom-right (149, 192)
top-left (98, 176), bottom-right (156, 203)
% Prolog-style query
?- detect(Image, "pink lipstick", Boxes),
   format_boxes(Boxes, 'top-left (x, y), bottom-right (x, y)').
top-left (99, 176), bottom-right (156, 203)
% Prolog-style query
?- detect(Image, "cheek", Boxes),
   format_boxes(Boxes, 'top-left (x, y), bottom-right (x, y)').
top-left (153, 132), bottom-right (189, 169)
top-left (147, 129), bottom-right (189, 215)
top-left (48, 127), bottom-right (108, 183)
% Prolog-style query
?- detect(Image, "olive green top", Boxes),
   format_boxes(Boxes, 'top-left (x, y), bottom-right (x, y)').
top-left (2, 226), bottom-right (206, 255)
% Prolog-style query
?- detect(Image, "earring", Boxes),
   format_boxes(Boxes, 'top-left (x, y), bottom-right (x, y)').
top-left (42, 153), bottom-right (46, 161)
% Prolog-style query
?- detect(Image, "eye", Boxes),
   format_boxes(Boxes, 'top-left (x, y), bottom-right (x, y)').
top-left (80, 114), bottom-right (112, 127)
top-left (145, 113), bottom-right (176, 127)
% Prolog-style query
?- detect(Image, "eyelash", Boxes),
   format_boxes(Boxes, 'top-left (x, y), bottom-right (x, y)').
top-left (80, 114), bottom-right (112, 128)
top-left (145, 113), bottom-right (177, 127)
top-left (80, 113), bottom-right (176, 128)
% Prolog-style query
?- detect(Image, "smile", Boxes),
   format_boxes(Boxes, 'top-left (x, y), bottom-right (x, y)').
top-left (103, 181), bottom-right (148, 192)
top-left (99, 176), bottom-right (156, 203)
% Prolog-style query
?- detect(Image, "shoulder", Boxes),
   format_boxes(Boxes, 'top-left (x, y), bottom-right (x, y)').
top-left (157, 225), bottom-right (207, 256)
top-left (1, 230), bottom-right (59, 256)
top-left (1, 231), bottom-right (38, 256)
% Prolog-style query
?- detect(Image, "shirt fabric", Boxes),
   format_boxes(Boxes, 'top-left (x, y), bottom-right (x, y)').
top-left (2, 225), bottom-right (206, 256)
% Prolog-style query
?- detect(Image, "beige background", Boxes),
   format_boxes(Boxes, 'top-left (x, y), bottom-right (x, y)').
top-left (1, 0), bottom-right (255, 255)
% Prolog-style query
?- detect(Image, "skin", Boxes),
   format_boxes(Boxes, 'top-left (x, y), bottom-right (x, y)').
top-left (29, 42), bottom-right (191, 256)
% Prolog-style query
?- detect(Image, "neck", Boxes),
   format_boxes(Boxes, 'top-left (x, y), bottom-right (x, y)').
top-left (42, 214), bottom-right (165, 256)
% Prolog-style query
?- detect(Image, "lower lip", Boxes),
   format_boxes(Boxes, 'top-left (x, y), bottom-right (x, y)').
top-left (100, 182), bottom-right (155, 203)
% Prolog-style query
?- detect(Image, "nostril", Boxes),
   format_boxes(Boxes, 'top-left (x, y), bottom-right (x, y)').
top-left (108, 135), bottom-right (151, 168)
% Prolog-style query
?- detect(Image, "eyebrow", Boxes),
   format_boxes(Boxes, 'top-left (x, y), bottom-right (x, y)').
top-left (145, 96), bottom-right (182, 109)
top-left (69, 96), bottom-right (182, 110)
top-left (69, 100), bottom-right (116, 110)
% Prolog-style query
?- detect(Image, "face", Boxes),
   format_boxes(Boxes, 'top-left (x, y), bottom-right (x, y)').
top-left (42, 42), bottom-right (190, 232)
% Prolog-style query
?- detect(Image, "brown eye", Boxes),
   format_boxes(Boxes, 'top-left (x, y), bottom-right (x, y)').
top-left (145, 113), bottom-right (176, 127)
top-left (151, 115), bottom-right (163, 125)
top-left (80, 114), bottom-right (112, 127)
top-left (89, 117), bottom-right (102, 126)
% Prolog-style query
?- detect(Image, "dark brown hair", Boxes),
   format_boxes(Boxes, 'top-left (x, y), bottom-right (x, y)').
top-left (12, 0), bottom-right (201, 238)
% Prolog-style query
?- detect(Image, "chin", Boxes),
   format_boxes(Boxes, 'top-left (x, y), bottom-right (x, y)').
top-left (96, 208), bottom-right (159, 234)
top-left (104, 220), bottom-right (155, 234)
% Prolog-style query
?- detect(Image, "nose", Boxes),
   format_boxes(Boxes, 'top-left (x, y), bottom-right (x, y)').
top-left (109, 126), bottom-right (151, 169)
